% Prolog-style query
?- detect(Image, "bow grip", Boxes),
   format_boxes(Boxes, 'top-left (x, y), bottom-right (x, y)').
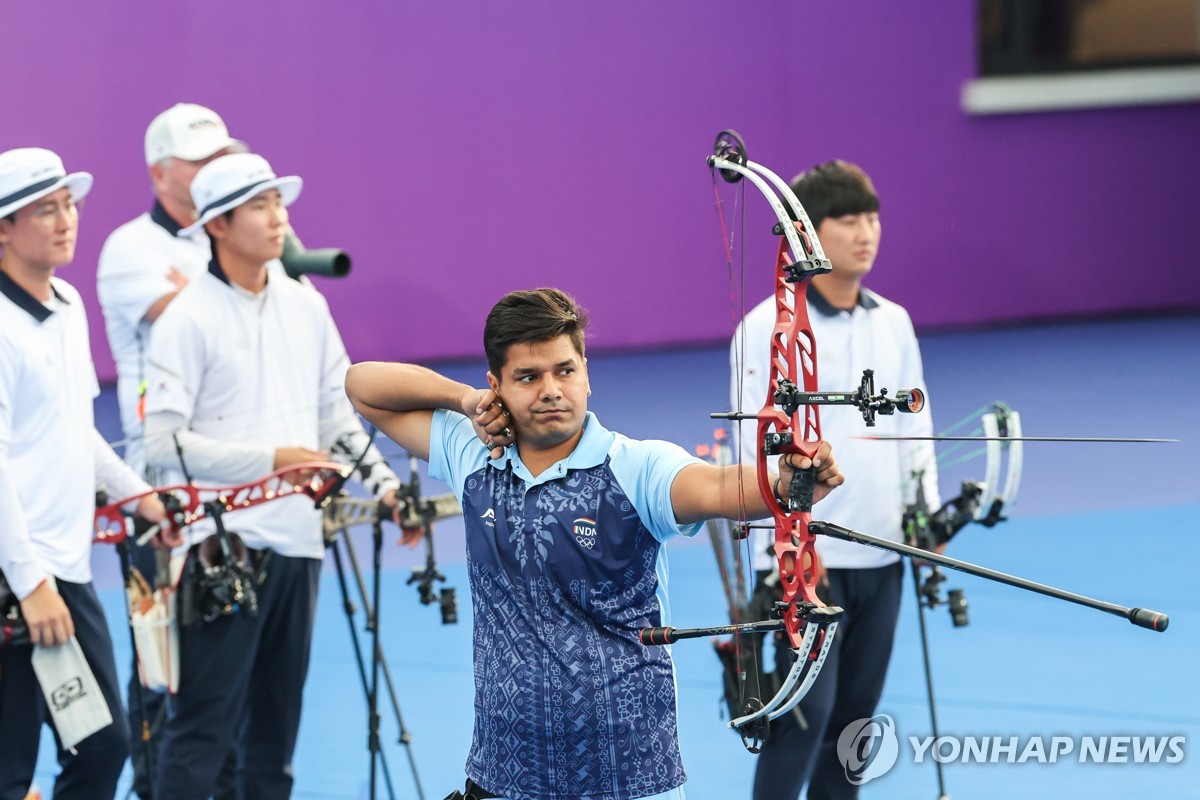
top-left (1128, 608), bottom-right (1169, 632)
top-left (784, 465), bottom-right (816, 513)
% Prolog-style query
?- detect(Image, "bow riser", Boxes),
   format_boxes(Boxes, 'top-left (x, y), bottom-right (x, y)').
top-left (759, 232), bottom-right (827, 650)
top-left (94, 461), bottom-right (351, 545)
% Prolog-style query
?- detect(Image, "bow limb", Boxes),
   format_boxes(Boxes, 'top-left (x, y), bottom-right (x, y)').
top-left (978, 403), bottom-right (1022, 523)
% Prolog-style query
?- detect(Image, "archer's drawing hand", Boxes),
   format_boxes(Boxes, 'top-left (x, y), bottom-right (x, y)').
top-left (461, 388), bottom-right (516, 460)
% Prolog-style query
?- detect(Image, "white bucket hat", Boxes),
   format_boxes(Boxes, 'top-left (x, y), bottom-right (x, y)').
top-left (179, 153), bottom-right (302, 237)
top-left (0, 148), bottom-right (93, 219)
top-left (144, 103), bottom-right (245, 166)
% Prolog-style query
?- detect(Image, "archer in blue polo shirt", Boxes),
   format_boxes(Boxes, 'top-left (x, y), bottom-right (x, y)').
top-left (347, 288), bottom-right (844, 800)
top-left (431, 408), bottom-right (695, 799)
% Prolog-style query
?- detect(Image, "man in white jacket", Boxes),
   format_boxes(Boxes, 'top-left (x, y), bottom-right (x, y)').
top-left (144, 152), bottom-right (405, 799)
top-left (0, 147), bottom-right (172, 800)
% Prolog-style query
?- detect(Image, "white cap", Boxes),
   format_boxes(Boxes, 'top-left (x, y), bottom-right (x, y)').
top-left (144, 103), bottom-right (245, 166)
top-left (0, 148), bottom-right (93, 219)
top-left (180, 153), bottom-right (302, 237)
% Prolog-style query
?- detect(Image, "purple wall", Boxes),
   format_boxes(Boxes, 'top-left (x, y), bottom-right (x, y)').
top-left (7, 1), bottom-right (1200, 380)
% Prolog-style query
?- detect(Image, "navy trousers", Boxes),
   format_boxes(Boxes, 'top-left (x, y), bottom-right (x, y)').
top-left (155, 552), bottom-right (320, 800)
top-left (0, 579), bottom-right (130, 800)
top-left (752, 561), bottom-right (903, 800)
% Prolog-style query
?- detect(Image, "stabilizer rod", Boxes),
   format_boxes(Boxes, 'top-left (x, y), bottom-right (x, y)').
top-left (640, 619), bottom-right (784, 645)
top-left (809, 520), bottom-right (1168, 632)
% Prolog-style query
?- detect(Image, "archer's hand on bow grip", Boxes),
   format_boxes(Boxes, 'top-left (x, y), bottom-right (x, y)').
top-left (137, 492), bottom-right (186, 548)
top-left (778, 442), bottom-right (843, 509)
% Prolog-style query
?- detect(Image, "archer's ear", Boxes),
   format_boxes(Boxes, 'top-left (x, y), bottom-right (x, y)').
top-left (148, 162), bottom-right (166, 193)
top-left (204, 215), bottom-right (229, 241)
top-left (486, 371), bottom-right (500, 392)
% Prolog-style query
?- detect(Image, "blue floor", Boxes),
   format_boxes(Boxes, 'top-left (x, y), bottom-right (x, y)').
top-left (34, 315), bottom-right (1200, 798)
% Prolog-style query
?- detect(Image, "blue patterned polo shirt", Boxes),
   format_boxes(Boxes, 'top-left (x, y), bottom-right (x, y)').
top-left (429, 410), bottom-right (702, 800)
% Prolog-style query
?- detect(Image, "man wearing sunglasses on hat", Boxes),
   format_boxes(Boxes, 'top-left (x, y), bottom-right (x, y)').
top-left (141, 152), bottom-right (408, 799)
top-left (0, 147), bottom-right (174, 800)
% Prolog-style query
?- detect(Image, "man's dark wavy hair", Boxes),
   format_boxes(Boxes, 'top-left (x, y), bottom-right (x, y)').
top-left (484, 288), bottom-right (589, 376)
top-left (788, 160), bottom-right (880, 229)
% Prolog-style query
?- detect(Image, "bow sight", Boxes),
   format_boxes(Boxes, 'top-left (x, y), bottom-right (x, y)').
top-left (713, 369), bottom-right (924, 429)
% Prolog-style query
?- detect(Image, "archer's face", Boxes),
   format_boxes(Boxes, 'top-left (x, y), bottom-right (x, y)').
top-left (207, 189), bottom-right (288, 266)
top-left (0, 188), bottom-right (79, 272)
top-left (816, 212), bottom-right (881, 280)
top-left (489, 334), bottom-right (589, 452)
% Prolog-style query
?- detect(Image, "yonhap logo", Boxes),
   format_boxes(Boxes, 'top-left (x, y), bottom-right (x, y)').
top-left (837, 714), bottom-right (899, 785)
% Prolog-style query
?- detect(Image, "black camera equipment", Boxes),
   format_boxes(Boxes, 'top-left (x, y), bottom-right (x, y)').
top-left (398, 459), bottom-right (461, 627)
top-left (192, 530), bottom-right (261, 623)
top-left (947, 589), bottom-right (969, 628)
top-left (321, 452), bottom-right (460, 800)
top-left (178, 501), bottom-right (266, 627)
top-left (915, 561), bottom-right (970, 629)
top-left (905, 477), bottom-right (984, 627)
top-left (281, 230), bottom-right (351, 280)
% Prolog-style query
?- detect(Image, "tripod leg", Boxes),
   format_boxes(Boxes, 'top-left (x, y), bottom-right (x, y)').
top-left (340, 527), bottom-right (427, 799)
top-left (912, 561), bottom-right (950, 800)
top-left (329, 534), bottom-right (399, 800)
top-left (370, 521), bottom-right (381, 800)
